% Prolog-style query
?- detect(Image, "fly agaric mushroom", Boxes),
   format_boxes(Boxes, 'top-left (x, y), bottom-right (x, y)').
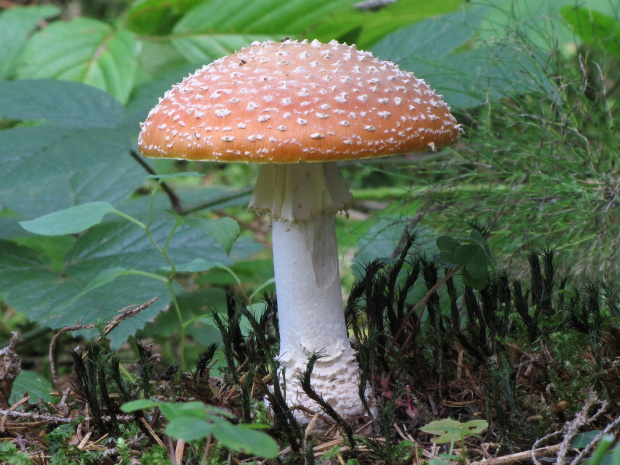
top-left (139, 39), bottom-right (459, 422)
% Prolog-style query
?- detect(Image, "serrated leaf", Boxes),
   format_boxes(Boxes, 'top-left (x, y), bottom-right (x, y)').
top-left (176, 0), bottom-right (356, 36)
top-left (169, 258), bottom-right (222, 273)
top-left (10, 370), bottom-right (54, 405)
top-left (0, 212), bottom-right (253, 347)
top-left (371, 7), bottom-right (553, 109)
top-left (354, 215), bottom-right (407, 269)
top-left (313, 0), bottom-right (464, 49)
top-left (122, 63), bottom-right (198, 131)
top-left (0, 128), bottom-right (138, 219)
top-left (0, 80), bottom-right (123, 128)
top-left (20, 202), bottom-right (118, 236)
top-left (168, 0), bottom-right (358, 63)
top-left (184, 217), bottom-right (240, 256)
top-left (126, 0), bottom-right (205, 35)
top-left (170, 34), bottom-right (275, 64)
top-left (17, 18), bottom-right (138, 103)
top-left (0, 126), bottom-right (126, 185)
top-left (0, 79), bottom-right (141, 220)
top-left (371, 6), bottom-right (484, 62)
top-left (47, 267), bottom-right (145, 317)
top-left (0, 5), bottom-right (60, 79)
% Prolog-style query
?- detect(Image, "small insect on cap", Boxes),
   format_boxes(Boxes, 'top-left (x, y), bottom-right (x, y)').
top-left (138, 39), bottom-right (460, 163)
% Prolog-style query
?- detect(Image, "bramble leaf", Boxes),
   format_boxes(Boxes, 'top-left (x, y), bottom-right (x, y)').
top-left (17, 18), bottom-right (138, 103)
top-left (0, 5), bottom-right (60, 79)
top-left (19, 202), bottom-right (117, 236)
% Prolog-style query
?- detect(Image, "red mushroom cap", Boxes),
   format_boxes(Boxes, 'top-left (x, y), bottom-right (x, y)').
top-left (139, 39), bottom-right (460, 163)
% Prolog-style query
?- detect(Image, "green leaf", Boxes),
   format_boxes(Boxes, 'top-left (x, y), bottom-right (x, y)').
top-left (47, 267), bottom-right (149, 317)
top-left (454, 244), bottom-right (488, 280)
top-left (184, 218), bottom-right (240, 256)
top-left (19, 202), bottom-right (117, 236)
top-left (0, 211), bottom-right (251, 346)
top-left (0, 80), bottom-right (141, 220)
top-left (0, 441), bottom-right (33, 465)
top-left (166, 417), bottom-right (215, 442)
top-left (17, 18), bottom-right (139, 103)
top-left (469, 229), bottom-right (485, 244)
top-left (170, 33), bottom-right (274, 64)
top-left (0, 5), bottom-right (60, 80)
top-left (126, 0), bottom-right (205, 35)
top-left (209, 416), bottom-right (279, 458)
top-left (121, 399), bottom-right (162, 412)
top-left (122, 63), bottom-right (198, 130)
top-left (562, 7), bottom-right (620, 57)
top-left (437, 236), bottom-right (460, 252)
top-left (0, 80), bottom-right (124, 128)
top-left (611, 443), bottom-right (620, 465)
top-left (167, 0), bottom-right (359, 63)
top-left (313, 0), bottom-right (464, 49)
top-left (159, 401), bottom-right (209, 421)
top-left (354, 215), bottom-right (407, 269)
top-left (145, 172), bottom-right (201, 180)
top-left (420, 418), bottom-right (488, 444)
top-left (0, 127), bottom-right (127, 190)
top-left (372, 7), bottom-right (553, 109)
top-left (170, 259), bottom-right (222, 273)
top-left (10, 370), bottom-right (54, 405)
top-left (462, 268), bottom-right (487, 291)
top-left (436, 236), bottom-right (460, 264)
top-left (371, 6), bottom-right (484, 62)
top-left (176, 0), bottom-right (356, 36)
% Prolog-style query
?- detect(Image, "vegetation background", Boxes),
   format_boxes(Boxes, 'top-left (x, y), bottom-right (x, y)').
top-left (0, 0), bottom-right (619, 463)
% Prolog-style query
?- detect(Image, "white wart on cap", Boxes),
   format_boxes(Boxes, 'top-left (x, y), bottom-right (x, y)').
top-left (139, 39), bottom-right (460, 163)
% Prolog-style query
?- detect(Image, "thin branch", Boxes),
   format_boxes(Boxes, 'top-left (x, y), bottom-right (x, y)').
top-left (470, 444), bottom-right (562, 465)
top-left (49, 297), bottom-right (158, 389)
top-left (129, 149), bottom-right (183, 214)
top-left (182, 187), bottom-right (254, 215)
top-left (0, 408), bottom-right (133, 424)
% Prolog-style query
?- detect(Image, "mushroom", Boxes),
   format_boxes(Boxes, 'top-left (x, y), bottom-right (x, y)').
top-left (139, 39), bottom-right (460, 422)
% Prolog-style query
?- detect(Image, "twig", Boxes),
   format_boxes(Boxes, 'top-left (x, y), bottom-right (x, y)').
top-left (557, 396), bottom-right (606, 463)
top-left (49, 323), bottom-right (96, 388)
top-left (570, 411), bottom-right (620, 465)
top-left (141, 416), bottom-right (166, 448)
top-left (129, 149), bottom-right (183, 214)
top-left (470, 444), bottom-right (562, 465)
top-left (49, 297), bottom-right (158, 389)
top-left (182, 187), bottom-right (254, 215)
top-left (0, 408), bottom-right (133, 424)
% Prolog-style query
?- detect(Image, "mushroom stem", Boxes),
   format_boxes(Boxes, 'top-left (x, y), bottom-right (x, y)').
top-left (250, 163), bottom-right (365, 421)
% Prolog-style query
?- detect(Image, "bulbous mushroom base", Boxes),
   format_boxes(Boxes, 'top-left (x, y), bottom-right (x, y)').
top-left (279, 344), bottom-right (370, 423)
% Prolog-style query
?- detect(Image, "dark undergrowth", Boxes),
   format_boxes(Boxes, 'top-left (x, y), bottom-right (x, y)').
top-left (2, 233), bottom-right (620, 464)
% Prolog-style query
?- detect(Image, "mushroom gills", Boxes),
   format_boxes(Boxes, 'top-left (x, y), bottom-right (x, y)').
top-left (249, 162), bottom-right (353, 223)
